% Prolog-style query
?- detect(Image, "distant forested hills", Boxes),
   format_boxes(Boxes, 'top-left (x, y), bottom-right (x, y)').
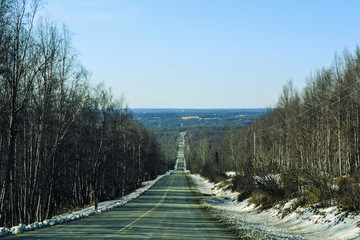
top-left (132, 108), bottom-right (268, 129)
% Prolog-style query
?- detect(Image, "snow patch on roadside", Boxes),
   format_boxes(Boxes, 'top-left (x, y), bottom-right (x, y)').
top-left (190, 174), bottom-right (360, 240)
top-left (0, 171), bottom-right (172, 237)
top-left (225, 171), bottom-right (236, 178)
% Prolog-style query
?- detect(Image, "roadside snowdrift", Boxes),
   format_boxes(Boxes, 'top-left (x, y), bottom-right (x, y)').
top-left (190, 173), bottom-right (360, 240)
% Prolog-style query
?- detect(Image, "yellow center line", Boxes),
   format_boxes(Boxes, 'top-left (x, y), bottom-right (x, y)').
top-left (115, 173), bottom-right (176, 234)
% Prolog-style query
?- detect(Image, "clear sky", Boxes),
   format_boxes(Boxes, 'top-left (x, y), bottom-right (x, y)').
top-left (42, 0), bottom-right (360, 108)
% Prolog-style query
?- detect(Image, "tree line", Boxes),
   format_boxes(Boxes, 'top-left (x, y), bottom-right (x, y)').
top-left (0, 0), bottom-right (169, 227)
top-left (186, 47), bottom-right (360, 212)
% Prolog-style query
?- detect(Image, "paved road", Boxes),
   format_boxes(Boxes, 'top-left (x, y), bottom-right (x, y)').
top-left (7, 134), bottom-right (235, 239)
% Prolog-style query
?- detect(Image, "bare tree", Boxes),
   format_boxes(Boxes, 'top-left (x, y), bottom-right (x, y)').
top-left (0, 0), bottom-right (41, 227)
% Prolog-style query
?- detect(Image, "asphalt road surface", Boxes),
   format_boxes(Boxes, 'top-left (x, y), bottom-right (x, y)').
top-left (7, 137), bottom-right (235, 239)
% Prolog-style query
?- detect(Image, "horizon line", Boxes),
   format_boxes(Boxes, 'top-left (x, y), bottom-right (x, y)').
top-left (131, 107), bottom-right (271, 109)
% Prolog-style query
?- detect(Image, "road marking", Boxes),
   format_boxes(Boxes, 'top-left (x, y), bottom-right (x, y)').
top-left (106, 173), bottom-right (176, 236)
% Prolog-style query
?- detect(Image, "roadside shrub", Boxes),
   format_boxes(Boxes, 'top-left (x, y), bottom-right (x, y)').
top-left (232, 164), bottom-right (286, 207)
top-left (253, 166), bottom-right (285, 202)
top-left (249, 190), bottom-right (278, 210)
top-left (290, 186), bottom-right (329, 209)
top-left (299, 169), bottom-right (335, 207)
top-left (255, 175), bottom-right (284, 198)
top-left (336, 176), bottom-right (360, 212)
top-left (237, 190), bottom-right (252, 202)
top-left (280, 170), bottom-right (303, 199)
top-left (231, 174), bottom-right (255, 193)
top-left (232, 173), bottom-right (257, 202)
top-left (302, 187), bottom-right (322, 205)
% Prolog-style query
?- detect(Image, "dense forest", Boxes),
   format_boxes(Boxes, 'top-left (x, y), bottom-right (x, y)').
top-left (186, 47), bottom-right (360, 212)
top-left (0, 0), bottom-right (171, 228)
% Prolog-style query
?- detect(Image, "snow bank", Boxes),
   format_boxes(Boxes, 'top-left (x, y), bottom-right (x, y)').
top-left (225, 171), bottom-right (236, 177)
top-left (0, 170), bottom-right (172, 237)
top-left (190, 174), bottom-right (360, 240)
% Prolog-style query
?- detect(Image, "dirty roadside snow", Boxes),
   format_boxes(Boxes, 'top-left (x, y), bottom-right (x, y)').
top-left (190, 173), bottom-right (360, 240)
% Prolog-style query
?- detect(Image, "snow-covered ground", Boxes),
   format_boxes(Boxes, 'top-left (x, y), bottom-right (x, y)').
top-left (190, 173), bottom-right (360, 240)
top-left (0, 171), bottom-right (172, 237)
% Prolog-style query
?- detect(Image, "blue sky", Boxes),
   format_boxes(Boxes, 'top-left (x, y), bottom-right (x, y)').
top-left (43, 0), bottom-right (360, 108)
